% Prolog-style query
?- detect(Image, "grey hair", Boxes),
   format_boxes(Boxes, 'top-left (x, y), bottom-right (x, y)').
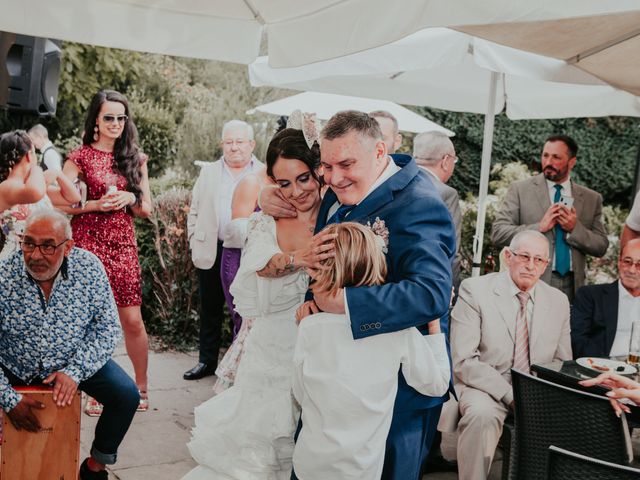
top-left (413, 131), bottom-right (454, 166)
top-left (221, 120), bottom-right (254, 140)
top-left (509, 230), bottom-right (550, 257)
top-left (369, 110), bottom-right (399, 134)
top-left (28, 124), bottom-right (49, 139)
top-left (25, 209), bottom-right (73, 239)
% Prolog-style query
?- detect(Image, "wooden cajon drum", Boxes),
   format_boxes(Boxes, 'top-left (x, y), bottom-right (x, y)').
top-left (0, 386), bottom-right (80, 480)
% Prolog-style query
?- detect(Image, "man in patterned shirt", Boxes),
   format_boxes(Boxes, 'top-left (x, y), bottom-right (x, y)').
top-left (0, 210), bottom-right (139, 480)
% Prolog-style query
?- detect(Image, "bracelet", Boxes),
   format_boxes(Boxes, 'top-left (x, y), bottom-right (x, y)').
top-left (129, 193), bottom-right (138, 207)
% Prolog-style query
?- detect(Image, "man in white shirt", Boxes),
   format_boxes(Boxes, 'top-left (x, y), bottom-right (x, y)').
top-left (28, 124), bottom-right (63, 171)
top-left (413, 131), bottom-right (462, 290)
top-left (450, 230), bottom-right (572, 479)
top-left (491, 135), bottom-right (608, 301)
top-left (184, 120), bottom-right (263, 380)
top-left (571, 238), bottom-right (640, 358)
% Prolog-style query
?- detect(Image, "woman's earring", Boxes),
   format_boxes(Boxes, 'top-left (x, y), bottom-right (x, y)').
top-left (93, 125), bottom-right (99, 142)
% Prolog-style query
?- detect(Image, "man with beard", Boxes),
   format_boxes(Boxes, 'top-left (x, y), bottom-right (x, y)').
top-left (491, 135), bottom-right (608, 301)
top-left (0, 210), bottom-right (139, 480)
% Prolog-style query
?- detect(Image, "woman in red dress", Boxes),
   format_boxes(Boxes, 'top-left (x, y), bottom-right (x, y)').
top-left (62, 90), bottom-right (152, 413)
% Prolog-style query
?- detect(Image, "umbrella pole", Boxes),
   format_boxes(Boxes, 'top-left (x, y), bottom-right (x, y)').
top-left (471, 71), bottom-right (499, 277)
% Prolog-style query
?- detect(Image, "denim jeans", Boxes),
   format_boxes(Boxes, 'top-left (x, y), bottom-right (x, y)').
top-left (1, 359), bottom-right (139, 465)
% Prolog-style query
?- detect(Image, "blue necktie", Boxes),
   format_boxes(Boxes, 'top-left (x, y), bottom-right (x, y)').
top-left (327, 204), bottom-right (355, 225)
top-left (553, 184), bottom-right (570, 276)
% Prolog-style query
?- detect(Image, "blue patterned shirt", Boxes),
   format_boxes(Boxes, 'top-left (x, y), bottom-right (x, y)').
top-left (0, 248), bottom-right (121, 411)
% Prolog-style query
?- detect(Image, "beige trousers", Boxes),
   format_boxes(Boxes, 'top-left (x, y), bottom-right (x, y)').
top-left (457, 386), bottom-right (509, 480)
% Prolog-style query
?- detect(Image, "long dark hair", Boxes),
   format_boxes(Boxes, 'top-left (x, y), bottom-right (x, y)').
top-left (265, 128), bottom-right (321, 185)
top-left (82, 90), bottom-right (143, 200)
top-left (0, 130), bottom-right (32, 182)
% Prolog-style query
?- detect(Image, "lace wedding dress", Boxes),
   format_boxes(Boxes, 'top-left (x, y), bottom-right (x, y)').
top-left (184, 212), bottom-right (308, 480)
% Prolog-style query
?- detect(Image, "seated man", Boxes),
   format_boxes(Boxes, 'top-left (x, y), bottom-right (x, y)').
top-left (571, 238), bottom-right (640, 358)
top-left (0, 210), bottom-right (139, 480)
top-left (450, 230), bottom-right (572, 480)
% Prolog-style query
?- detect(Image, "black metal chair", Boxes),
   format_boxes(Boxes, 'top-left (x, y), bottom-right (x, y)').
top-left (509, 369), bottom-right (633, 480)
top-left (547, 445), bottom-right (640, 479)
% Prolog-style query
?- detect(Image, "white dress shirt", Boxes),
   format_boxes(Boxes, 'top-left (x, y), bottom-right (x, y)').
top-left (217, 156), bottom-right (259, 240)
top-left (292, 312), bottom-right (450, 480)
top-left (609, 281), bottom-right (640, 357)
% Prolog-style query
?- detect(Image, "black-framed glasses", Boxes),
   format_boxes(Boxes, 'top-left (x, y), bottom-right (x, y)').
top-left (20, 240), bottom-right (69, 256)
top-left (509, 250), bottom-right (549, 267)
top-left (620, 257), bottom-right (640, 270)
top-left (102, 114), bottom-right (128, 124)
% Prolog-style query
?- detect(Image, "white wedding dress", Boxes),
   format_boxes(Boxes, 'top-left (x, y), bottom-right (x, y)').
top-left (184, 212), bottom-right (308, 480)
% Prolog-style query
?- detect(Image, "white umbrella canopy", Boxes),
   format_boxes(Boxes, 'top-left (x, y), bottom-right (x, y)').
top-left (456, 10), bottom-right (640, 96)
top-left (249, 26), bottom-right (640, 276)
top-left (247, 92), bottom-right (454, 136)
top-left (1, 0), bottom-right (639, 66)
top-left (250, 28), bottom-right (640, 119)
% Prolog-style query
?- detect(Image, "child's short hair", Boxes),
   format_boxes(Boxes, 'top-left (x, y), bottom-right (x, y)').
top-left (312, 222), bottom-right (387, 295)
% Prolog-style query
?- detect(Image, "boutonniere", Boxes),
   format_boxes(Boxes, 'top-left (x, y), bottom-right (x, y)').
top-left (366, 217), bottom-right (389, 254)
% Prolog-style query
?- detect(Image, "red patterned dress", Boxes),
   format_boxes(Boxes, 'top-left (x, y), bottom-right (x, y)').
top-left (68, 145), bottom-right (142, 307)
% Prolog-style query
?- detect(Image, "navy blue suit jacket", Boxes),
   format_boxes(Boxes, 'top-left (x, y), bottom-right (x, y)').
top-left (314, 154), bottom-right (456, 411)
top-left (570, 281), bottom-right (619, 358)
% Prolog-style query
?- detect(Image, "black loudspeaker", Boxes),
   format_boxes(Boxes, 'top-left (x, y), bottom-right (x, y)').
top-left (0, 32), bottom-right (61, 116)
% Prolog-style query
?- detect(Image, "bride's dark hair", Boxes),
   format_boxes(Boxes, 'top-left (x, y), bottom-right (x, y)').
top-left (82, 90), bottom-right (143, 200)
top-left (265, 128), bottom-right (322, 186)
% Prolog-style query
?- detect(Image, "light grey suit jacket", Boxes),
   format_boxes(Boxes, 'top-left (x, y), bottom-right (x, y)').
top-left (188, 160), bottom-right (223, 269)
top-left (491, 173), bottom-right (608, 291)
top-left (423, 168), bottom-right (462, 288)
top-left (451, 271), bottom-right (572, 406)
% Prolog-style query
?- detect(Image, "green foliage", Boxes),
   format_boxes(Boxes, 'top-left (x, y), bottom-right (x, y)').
top-left (136, 174), bottom-right (198, 350)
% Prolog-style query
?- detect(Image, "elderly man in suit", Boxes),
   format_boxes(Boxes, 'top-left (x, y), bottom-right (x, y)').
top-left (413, 131), bottom-right (462, 289)
top-left (571, 238), bottom-right (640, 358)
top-left (451, 229), bottom-right (572, 479)
top-left (184, 120), bottom-right (264, 380)
top-left (491, 135), bottom-right (608, 302)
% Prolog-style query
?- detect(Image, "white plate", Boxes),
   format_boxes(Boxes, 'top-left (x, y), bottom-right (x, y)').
top-left (576, 357), bottom-right (637, 375)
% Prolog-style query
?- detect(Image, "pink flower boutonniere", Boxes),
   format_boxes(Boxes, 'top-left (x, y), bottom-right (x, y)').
top-left (366, 217), bottom-right (389, 254)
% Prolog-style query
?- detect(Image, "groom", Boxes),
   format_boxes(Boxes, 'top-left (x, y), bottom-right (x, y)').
top-left (269, 110), bottom-right (456, 479)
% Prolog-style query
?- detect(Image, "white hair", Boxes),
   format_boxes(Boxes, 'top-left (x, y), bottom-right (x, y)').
top-left (509, 230), bottom-right (550, 257)
top-left (221, 120), bottom-right (254, 140)
top-left (25, 209), bottom-right (72, 239)
top-left (28, 124), bottom-right (49, 139)
top-left (413, 131), bottom-right (454, 166)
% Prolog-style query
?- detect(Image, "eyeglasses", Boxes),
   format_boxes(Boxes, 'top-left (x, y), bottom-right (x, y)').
top-left (222, 139), bottom-right (249, 147)
top-left (444, 153), bottom-right (459, 164)
top-left (414, 153), bottom-right (459, 164)
top-left (510, 250), bottom-right (549, 267)
top-left (102, 114), bottom-right (128, 124)
top-left (620, 257), bottom-right (640, 270)
top-left (20, 240), bottom-right (69, 256)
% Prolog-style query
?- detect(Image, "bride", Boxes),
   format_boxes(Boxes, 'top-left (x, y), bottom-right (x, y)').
top-left (183, 121), bottom-right (333, 479)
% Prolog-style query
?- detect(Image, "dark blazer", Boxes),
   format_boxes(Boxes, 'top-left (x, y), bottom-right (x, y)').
top-left (314, 154), bottom-right (455, 411)
top-left (570, 281), bottom-right (618, 358)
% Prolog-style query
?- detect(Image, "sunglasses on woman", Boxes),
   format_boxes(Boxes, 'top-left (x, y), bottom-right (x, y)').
top-left (102, 114), bottom-right (128, 124)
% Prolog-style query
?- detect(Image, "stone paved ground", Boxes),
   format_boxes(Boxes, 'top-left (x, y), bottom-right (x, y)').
top-left (84, 344), bottom-right (638, 479)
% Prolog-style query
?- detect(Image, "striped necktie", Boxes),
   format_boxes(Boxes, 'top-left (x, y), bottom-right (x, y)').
top-left (513, 291), bottom-right (531, 373)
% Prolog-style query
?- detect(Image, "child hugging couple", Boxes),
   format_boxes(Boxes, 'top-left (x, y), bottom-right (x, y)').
top-left (185, 110), bottom-right (455, 480)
